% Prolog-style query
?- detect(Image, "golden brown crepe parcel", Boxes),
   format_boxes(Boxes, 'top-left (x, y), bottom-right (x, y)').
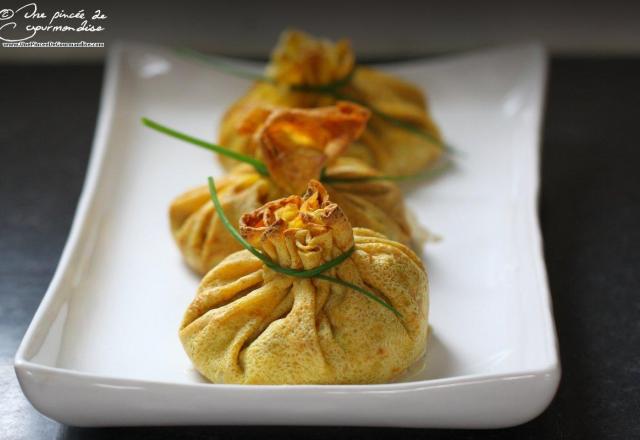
top-left (179, 180), bottom-right (429, 384)
top-left (170, 103), bottom-right (414, 275)
top-left (218, 29), bottom-right (444, 176)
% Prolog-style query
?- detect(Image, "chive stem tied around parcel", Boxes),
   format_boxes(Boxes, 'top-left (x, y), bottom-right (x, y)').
top-left (207, 176), bottom-right (401, 316)
top-left (142, 117), bottom-right (447, 184)
top-left (176, 46), bottom-right (453, 154)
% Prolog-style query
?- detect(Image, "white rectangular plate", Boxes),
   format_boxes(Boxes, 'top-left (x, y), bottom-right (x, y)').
top-left (15, 42), bottom-right (559, 428)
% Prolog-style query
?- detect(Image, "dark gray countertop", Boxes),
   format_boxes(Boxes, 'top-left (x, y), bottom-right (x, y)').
top-left (0, 59), bottom-right (638, 439)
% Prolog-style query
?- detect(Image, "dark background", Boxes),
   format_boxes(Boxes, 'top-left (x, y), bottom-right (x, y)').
top-left (1, 0), bottom-right (640, 62)
top-left (1, 1), bottom-right (640, 439)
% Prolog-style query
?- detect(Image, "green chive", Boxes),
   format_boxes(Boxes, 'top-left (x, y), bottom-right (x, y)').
top-left (176, 47), bottom-right (355, 94)
top-left (289, 68), bottom-right (356, 93)
top-left (175, 48), bottom-right (274, 83)
top-left (175, 47), bottom-right (453, 152)
top-left (315, 274), bottom-right (401, 317)
top-left (142, 118), bottom-right (446, 188)
top-left (331, 91), bottom-right (454, 152)
top-left (322, 157), bottom-right (453, 184)
top-left (142, 118), bottom-right (270, 176)
top-left (207, 176), bottom-right (401, 316)
top-left (207, 177), bottom-right (354, 278)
